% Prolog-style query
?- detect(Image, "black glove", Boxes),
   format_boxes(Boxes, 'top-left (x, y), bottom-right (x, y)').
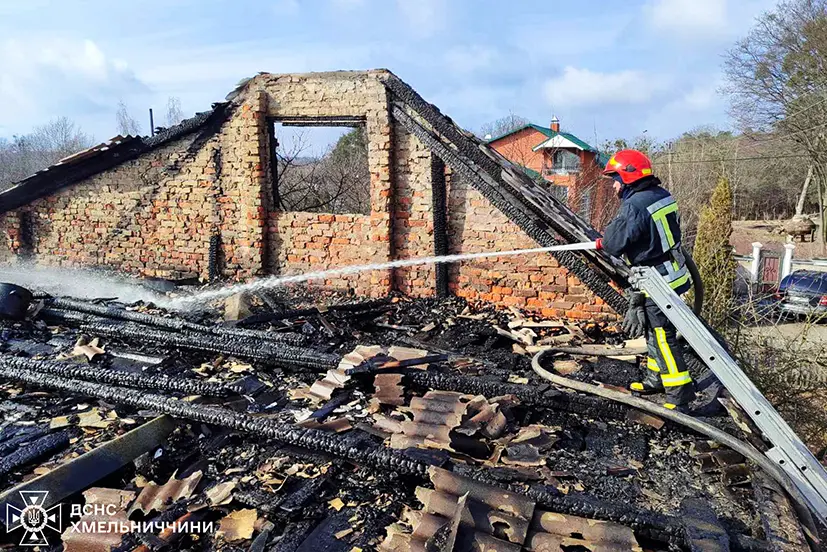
top-left (622, 291), bottom-right (647, 338)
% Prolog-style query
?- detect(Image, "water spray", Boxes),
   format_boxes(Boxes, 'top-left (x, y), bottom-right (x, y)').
top-left (166, 242), bottom-right (599, 310)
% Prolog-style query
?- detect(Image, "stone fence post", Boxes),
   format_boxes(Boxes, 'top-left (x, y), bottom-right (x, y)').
top-left (750, 242), bottom-right (763, 284)
top-left (781, 243), bottom-right (796, 280)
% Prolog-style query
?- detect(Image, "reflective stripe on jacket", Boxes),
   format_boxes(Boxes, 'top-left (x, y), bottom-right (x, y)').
top-left (600, 176), bottom-right (691, 295)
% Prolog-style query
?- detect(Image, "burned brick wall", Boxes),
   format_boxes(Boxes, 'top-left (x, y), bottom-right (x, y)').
top-left (267, 212), bottom-right (378, 296)
top-left (445, 176), bottom-right (612, 320)
top-left (0, 136), bottom-right (220, 279)
top-left (252, 71), bottom-right (395, 296)
top-left (0, 69), bottom-right (614, 319)
top-left (0, 92), bottom-right (268, 281)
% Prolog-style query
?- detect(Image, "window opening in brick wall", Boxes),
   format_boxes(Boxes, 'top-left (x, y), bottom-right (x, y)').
top-left (270, 120), bottom-right (370, 215)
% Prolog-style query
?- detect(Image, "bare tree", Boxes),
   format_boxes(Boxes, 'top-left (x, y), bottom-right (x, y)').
top-left (274, 127), bottom-right (370, 214)
top-left (479, 113), bottom-right (531, 140)
top-left (0, 117), bottom-right (94, 190)
top-left (724, 0), bottom-right (827, 239)
top-left (165, 96), bottom-right (184, 127)
top-left (116, 100), bottom-right (142, 136)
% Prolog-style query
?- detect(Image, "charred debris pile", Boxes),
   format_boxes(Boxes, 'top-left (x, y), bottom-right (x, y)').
top-left (0, 288), bottom-right (811, 551)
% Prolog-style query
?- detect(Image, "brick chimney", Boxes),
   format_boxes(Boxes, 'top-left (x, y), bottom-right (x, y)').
top-left (550, 116), bottom-right (560, 133)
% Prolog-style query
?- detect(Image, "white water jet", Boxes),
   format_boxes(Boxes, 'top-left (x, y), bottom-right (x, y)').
top-left (166, 242), bottom-right (597, 310)
top-left (0, 264), bottom-right (165, 304)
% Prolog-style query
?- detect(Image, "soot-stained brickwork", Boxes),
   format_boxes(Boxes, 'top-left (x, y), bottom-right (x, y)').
top-left (0, 70), bottom-right (615, 320)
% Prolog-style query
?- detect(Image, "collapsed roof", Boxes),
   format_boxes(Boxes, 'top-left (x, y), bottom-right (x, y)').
top-left (0, 292), bottom-right (812, 550)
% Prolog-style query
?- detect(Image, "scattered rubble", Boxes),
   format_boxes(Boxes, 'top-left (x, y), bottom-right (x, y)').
top-left (0, 291), bottom-right (812, 550)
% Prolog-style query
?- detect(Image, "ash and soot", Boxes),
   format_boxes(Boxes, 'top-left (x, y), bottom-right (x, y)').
top-left (0, 252), bottom-right (813, 552)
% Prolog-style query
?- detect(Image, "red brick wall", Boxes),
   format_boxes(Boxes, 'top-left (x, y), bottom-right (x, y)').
top-left (267, 211), bottom-right (384, 296)
top-left (0, 70), bottom-right (617, 320)
top-left (392, 121), bottom-right (437, 297)
top-left (488, 128), bottom-right (547, 175)
top-left (439, 172), bottom-right (614, 320)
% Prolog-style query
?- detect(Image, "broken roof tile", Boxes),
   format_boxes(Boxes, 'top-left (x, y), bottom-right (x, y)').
top-left (61, 488), bottom-right (135, 552)
top-left (128, 470), bottom-right (203, 516)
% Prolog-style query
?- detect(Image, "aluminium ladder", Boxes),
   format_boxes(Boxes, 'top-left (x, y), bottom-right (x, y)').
top-left (630, 266), bottom-right (827, 524)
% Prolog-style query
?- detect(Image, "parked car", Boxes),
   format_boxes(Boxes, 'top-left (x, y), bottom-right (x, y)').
top-left (776, 270), bottom-right (827, 318)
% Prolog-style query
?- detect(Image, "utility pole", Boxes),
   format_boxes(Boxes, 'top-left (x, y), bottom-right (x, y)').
top-left (149, 109), bottom-right (155, 137)
top-left (667, 141), bottom-right (674, 188)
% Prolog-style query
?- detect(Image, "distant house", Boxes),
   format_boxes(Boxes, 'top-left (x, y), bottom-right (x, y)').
top-left (486, 117), bottom-right (617, 230)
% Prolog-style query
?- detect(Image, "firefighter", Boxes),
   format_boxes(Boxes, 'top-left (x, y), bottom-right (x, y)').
top-left (594, 149), bottom-right (696, 413)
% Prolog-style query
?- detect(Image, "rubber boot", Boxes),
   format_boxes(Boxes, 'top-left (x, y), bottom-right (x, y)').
top-left (663, 382), bottom-right (696, 414)
top-left (630, 368), bottom-right (664, 396)
top-left (663, 402), bottom-right (691, 415)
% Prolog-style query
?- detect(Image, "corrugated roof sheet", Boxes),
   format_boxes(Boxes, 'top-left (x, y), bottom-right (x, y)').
top-left (380, 467), bottom-right (643, 552)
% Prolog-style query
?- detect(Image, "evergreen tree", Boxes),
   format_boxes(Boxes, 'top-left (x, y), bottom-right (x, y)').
top-left (691, 177), bottom-right (736, 329)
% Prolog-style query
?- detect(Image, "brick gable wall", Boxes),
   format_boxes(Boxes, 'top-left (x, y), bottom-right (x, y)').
top-left (0, 71), bottom-right (615, 320)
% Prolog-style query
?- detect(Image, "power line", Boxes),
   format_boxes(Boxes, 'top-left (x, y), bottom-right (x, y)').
top-left (656, 153), bottom-right (810, 165)
top-left (658, 112), bottom-right (827, 151)
top-left (657, 120), bottom-right (827, 160)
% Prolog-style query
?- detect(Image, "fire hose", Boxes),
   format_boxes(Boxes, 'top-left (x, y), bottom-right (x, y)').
top-left (531, 349), bottom-right (820, 544)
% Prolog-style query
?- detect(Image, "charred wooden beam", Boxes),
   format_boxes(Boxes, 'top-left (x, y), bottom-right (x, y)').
top-left (238, 299), bottom-right (392, 324)
top-left (0, 364), bottom-right (429, 477)
top-left (0, 416), bottom-right (175, 516)
top-left (0, 356), bottom-right (242, 397)
top-left (45, 298), bottom-right (306, 346)
top-left (0, 426), bottom-right (48, 456)
top-left (390, 104), bottom-right (627, 313)
top-left (431, 154), bottom-right (449, 298)
top-left (680, 498), bottom-right (731, 552)
top-left (403, 371), bottom-right (628, 420)
top-left (0, 430), bottom-right (70, 479)
top-left (208, 233), bottom-right (222, 283)
top-left (751, 472), bottom-right (810, 551)
top-left (278, 470), bottom-right (335, 514)
top-left (40, 310), bottom-right (338, 369)
top-left (268, 520), bottom-right (316, 552)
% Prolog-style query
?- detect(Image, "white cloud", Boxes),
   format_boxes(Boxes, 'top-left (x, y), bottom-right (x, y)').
top-left (544, 67), bottom-right (668, 109)
top-left (642, 76), bottom-right (729, 136)
top-left (645, 0), bottom-right (728, 38)
top-left (682, 84), bottom-right (719, 111)
top-left (396, 0), bottom-right (447, 37)
top-left (0, 37), bottom-right (149, 136)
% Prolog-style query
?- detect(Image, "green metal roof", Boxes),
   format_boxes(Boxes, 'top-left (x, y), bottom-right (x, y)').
top-left (486, 123), bottom-right (598, 153)
top-left (485, 124), bottom-right (554, 144)
top-left (520, 166), bottom-right (543, 180)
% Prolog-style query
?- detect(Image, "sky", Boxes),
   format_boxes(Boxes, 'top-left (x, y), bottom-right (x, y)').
top-left (0, 0), bottom-right (780, 147)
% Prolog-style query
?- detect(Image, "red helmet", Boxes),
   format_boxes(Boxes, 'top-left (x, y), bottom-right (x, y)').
top-left (602, 149), bottom-right (653, 185)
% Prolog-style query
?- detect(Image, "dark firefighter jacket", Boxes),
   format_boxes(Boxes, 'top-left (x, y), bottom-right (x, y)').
top-left (600, 176), bottom-right (691, 295)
